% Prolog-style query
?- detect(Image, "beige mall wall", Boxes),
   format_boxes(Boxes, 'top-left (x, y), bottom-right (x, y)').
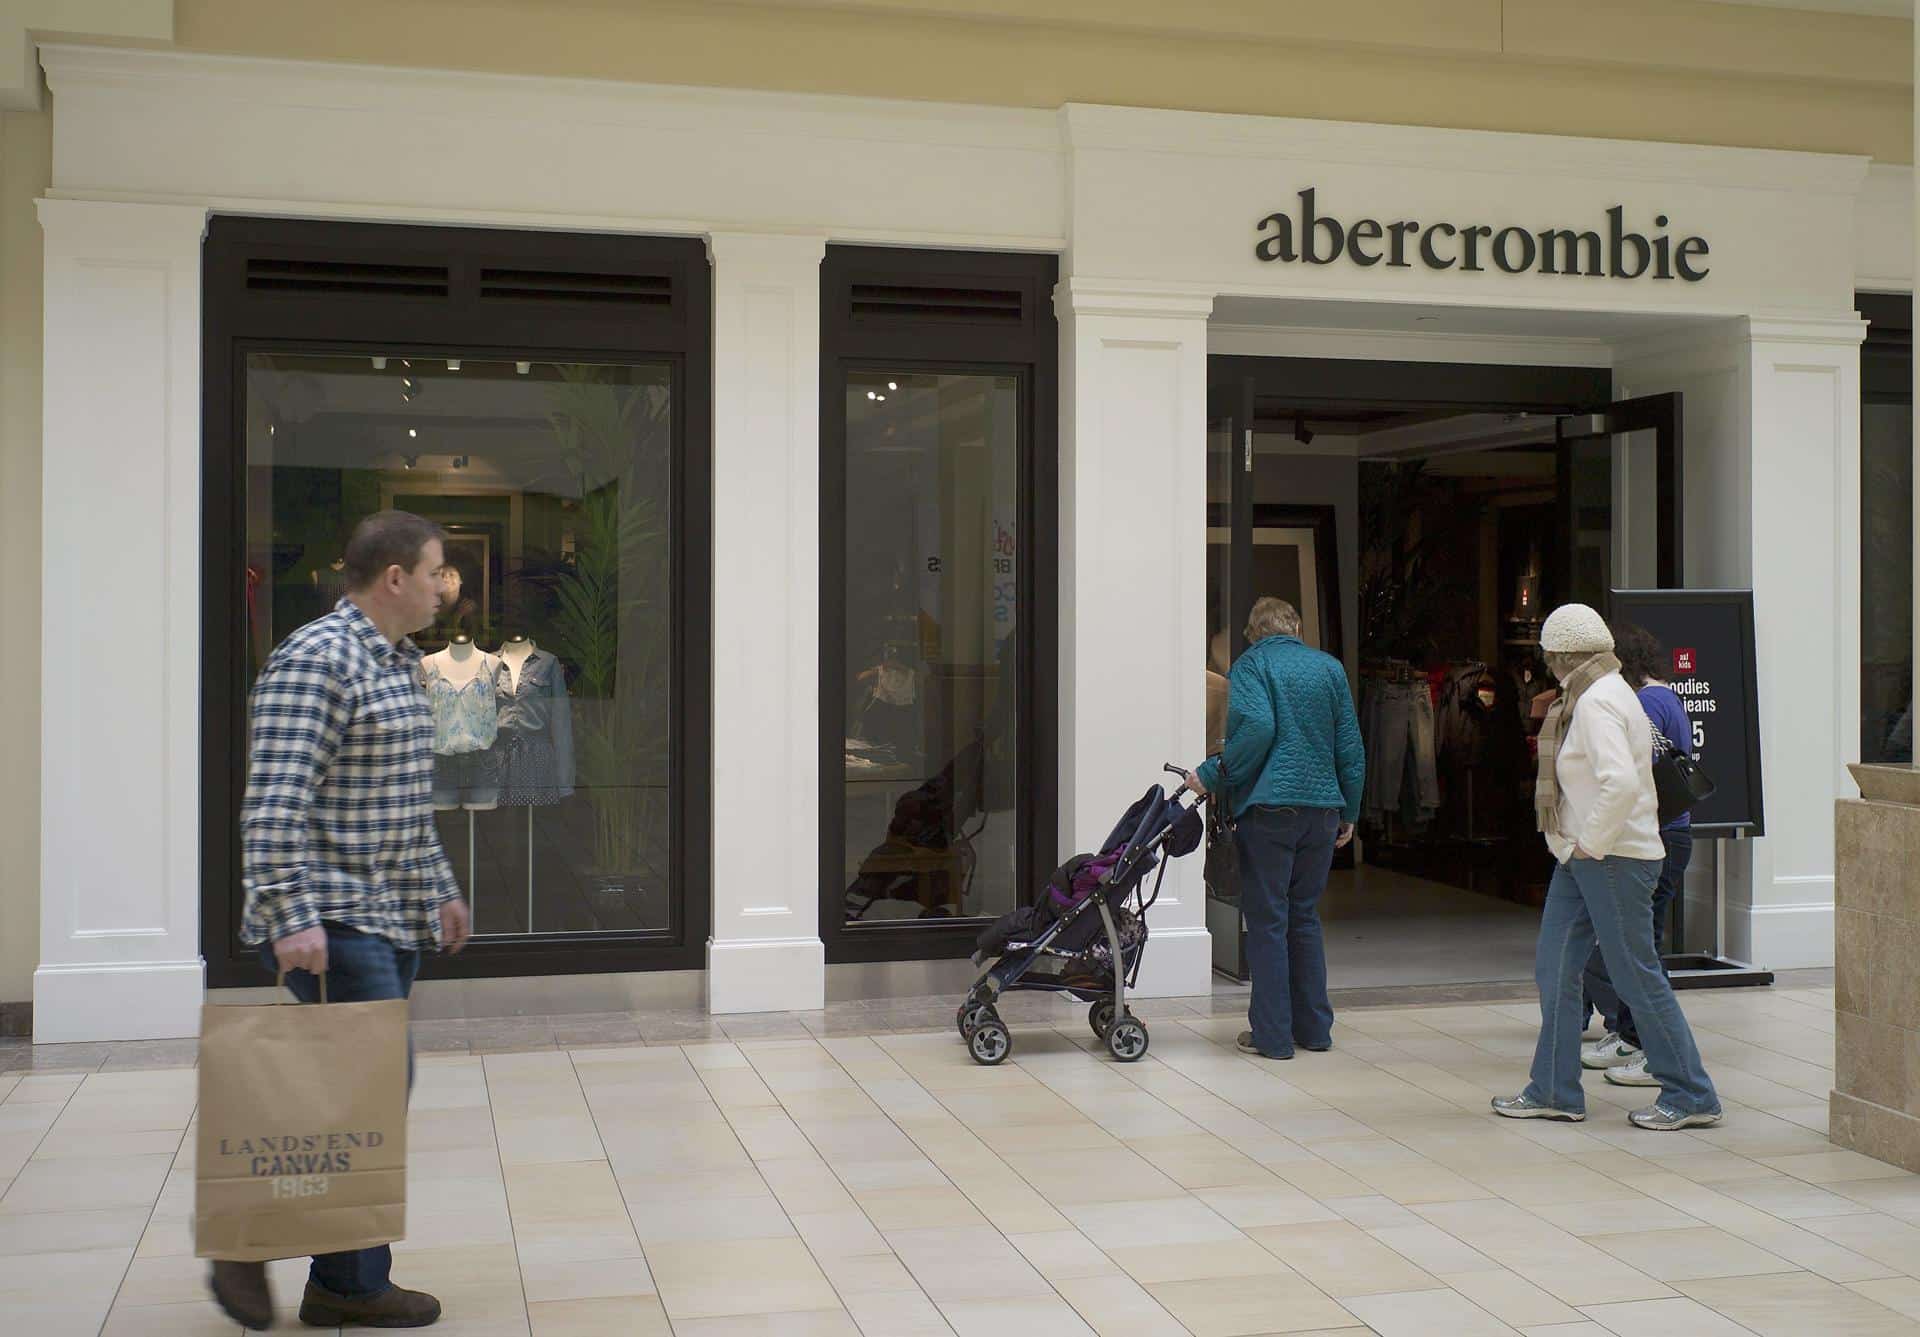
top-left (168, 0), bottom-right (1913, 162)
top-left (0, 106), bottom-right (47, 1010)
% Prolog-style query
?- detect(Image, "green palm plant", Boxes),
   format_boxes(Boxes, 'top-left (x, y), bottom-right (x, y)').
top-left (536, 365), bottom-right (673, 883)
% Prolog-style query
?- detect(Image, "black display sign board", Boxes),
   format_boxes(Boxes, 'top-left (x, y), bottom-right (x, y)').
top-left (1608, 589), bottom-right (1764, 837)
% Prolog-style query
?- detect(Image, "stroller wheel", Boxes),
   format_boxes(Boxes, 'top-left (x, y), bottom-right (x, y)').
top-left (968, 1020), bottom-right (1012, 1066)
top-left (1088, 1000), bottom-right (1117, 1038)
top-left (956, 1000), bottom-right (997, 1039)
top-left (1106, 1017), bottom-right (1150, 1063)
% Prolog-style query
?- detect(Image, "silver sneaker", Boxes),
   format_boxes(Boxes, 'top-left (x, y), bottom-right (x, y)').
top-left (1629, 1103), bottom-right (1723, 1131)
top-left (1581, 1032), bottom-right (1642, 1069)
top-left (1236, 1031), bottom-right (1294, 1060)
top-left (1604, 1055), bottom-right (1661, 1087)
top-left (1491, 1094), bottom-right (1585, 1122)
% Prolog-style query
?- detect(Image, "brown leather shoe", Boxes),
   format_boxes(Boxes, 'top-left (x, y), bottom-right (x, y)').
top-left (209, 1260), bottom-right (275, 1330)
top-left (299, 1280), bottom-right (442, 1328)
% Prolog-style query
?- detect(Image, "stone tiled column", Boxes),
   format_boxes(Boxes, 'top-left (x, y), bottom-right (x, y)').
top-left (1831, 763), bottom-right (1920, 1172)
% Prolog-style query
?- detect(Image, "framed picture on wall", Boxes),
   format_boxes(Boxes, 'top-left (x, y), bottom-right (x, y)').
top-left (1205, 503), bottom-right (1344, 658)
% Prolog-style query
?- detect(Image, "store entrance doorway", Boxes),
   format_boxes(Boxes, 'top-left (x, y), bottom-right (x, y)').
top-left (1204, 354), bottom-right (1681, 989)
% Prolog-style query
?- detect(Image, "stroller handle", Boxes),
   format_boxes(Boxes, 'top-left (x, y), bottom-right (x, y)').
top-left (1162, 762), bottom-right (1209, 806)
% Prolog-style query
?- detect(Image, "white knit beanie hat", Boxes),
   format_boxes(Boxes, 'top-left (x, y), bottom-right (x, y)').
top-left (1540, 603), bottom-right (1614, 654)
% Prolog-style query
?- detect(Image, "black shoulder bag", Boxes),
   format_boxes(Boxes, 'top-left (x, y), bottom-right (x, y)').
top-left (1202, 744), bottom-right (1238, 892)
top-left (1650, 723), bottom-right (1715, 824)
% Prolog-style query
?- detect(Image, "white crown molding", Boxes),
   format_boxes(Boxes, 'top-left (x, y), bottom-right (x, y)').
top-left (1207, 322), bottom-right (1614, 368)
top-left (1061, 103), bottom-right (1873, 197)
top-left (1747, 315), bottom-right (1872, 345)
top-left (1056, 277), bottom-right (1215, 320)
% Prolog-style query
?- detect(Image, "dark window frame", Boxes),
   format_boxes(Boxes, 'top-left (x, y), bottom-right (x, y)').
top-left (819, 246), bottom-right (1059, 965)
top-left (1857, 290), bottom-right (1913, 765)
top-left (201, 216), bottom-right (712, 987)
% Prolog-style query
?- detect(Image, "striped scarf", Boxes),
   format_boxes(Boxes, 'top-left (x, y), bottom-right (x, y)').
top-left (1534, 651), bottom-right (1622, 837)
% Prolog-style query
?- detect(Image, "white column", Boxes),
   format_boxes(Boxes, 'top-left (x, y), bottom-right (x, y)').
top-left (1741, 317), bottom-right (1866, 969)
top-left (34, 199), bottom-right (208, 1041)
top-left (1057, 278), bottom-right (1215, 998)
top-left (705, 232), bottom-right (827, 1013)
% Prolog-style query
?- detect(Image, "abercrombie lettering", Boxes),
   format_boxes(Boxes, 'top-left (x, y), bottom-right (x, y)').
top-left (1255, 189), bottom-right (1710, 282)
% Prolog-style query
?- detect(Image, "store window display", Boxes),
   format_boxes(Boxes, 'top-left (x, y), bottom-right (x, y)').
top-left (245, 353), bottom-right (670, 937)
top-left (423, 636), bottom-right (502, 809)
top-left (838, 371), bottom-right (1022, 928)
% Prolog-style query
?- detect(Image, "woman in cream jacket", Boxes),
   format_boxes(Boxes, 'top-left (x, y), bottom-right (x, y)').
top-left (1492, 604), bottom-right (1722, 1131)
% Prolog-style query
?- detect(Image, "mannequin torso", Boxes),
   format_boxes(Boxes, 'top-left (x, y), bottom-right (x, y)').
top-left (426, 636), bottom-right (490, 686)
top-left (499, 636), bottom-right (537, 693)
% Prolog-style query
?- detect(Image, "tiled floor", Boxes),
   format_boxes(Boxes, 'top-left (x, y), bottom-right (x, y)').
top-left (3, 981), bottom-right (1917, 1336)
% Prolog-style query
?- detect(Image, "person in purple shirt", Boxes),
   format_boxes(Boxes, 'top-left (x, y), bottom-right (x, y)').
top-left (1580, 623), bottom-right (1694, 1087)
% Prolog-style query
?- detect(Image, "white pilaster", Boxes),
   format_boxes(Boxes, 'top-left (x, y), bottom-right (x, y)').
top-left (34, 199), bottom-right (208, 1041)
top-left (1742, 316), bottom-right (1866, 970)
top-left (706, 232), bottom-right (828, 1013)
top-left (1057, 278), bottom-right (1215, 998)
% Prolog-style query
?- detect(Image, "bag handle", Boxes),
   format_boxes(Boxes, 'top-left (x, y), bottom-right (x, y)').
top-left (274, 969), bottom-right (329, 1005)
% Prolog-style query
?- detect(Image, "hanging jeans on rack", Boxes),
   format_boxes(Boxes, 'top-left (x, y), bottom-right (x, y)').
top-left (1364, 682), bottom-right (1440, 826)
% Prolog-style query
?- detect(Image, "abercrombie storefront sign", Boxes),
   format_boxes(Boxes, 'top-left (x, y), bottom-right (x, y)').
top-left (1255, 189), bottom-right (1710, 282)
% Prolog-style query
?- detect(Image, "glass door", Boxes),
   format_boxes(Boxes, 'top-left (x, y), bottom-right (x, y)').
top-left (1557, 392), bottom-right (1687, 951)
top-left (1205, 377), bottom-right (1256, 979)
top-left (1556, 393), bottom-right (1682, 604)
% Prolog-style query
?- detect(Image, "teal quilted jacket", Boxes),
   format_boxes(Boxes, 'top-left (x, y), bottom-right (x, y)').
top-left (1194, 635), bottom-right (1366, 823)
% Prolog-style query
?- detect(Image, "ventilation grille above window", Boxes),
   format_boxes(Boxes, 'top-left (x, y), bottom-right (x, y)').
top-left (245, 258), bottom-right (451, 298)
top-left (480, 267), bottom-right (673, 307)
top-left (850, 282), bottom-right (1024, 324)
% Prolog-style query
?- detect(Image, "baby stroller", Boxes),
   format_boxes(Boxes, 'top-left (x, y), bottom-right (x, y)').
top-left (956, 765), bottom-right (1205, 1065)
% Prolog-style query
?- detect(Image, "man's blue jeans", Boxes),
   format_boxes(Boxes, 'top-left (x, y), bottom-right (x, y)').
top-left (1234, 805), bottom-right (1340, 1057)
top-left (1526, 856), bottom-right (1719, 1117)
top-left (257, 923), bottom-right (419, 1299)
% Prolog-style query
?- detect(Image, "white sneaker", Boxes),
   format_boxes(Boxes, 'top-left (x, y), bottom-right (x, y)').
top-left (1581, 1032), bottom-right (1641, 1070)
top-left (1604, 1054), bottom-right (1660, 1087)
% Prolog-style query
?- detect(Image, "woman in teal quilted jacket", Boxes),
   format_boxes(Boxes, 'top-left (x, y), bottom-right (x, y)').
top-left (1185, 597), bottom-right (1366, 1059)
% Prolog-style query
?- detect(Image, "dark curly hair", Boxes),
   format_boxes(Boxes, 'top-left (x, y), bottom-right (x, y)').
top-left (1612, 622), bottom-right (1667, 690)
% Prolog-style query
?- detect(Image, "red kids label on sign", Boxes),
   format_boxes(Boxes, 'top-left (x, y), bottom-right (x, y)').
top-left (1673, 648), bottom-right (1697, 675)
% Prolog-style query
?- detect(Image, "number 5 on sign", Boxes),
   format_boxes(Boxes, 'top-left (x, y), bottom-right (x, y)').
top-left (1692, 720), bottom-right (1706, 751)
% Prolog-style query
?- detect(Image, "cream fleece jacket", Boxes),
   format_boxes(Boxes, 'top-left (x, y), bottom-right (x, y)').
top-left (1545, 671), bottom-right (1666, 865)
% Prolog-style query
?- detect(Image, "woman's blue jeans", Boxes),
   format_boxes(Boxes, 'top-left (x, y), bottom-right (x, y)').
top-left (1234, 805), bottom-right (1340, 1057)
top-left (1525, 856), bottom-right (1719, 1117)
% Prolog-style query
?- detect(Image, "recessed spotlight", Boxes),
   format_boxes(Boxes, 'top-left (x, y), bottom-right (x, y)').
top-left (887, 381), bottom-right (898, 391)
top-left (867, 391), bottom-right (877, 400)
top-left (876, 394), bottom-right (886, 402)
top-left (268, 423), bottom-right (276, 437)
top-left (408, 428), bottom-right (418, 439)
top-left (402, 454), bottom-right (418, 470)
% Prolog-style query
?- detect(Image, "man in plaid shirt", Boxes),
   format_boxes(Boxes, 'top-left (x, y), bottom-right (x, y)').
top-left (211, 510), bottom-right (472, 1332)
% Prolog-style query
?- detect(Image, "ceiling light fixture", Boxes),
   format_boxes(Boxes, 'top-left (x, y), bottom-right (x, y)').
top-left (408, 428), bottom-right (418, 439)
top-left (402, 454), bottom-right (418, 470)
top-left (446, 359), bottom-right (462, 372)
top-left (887, 381), bottom-right (898, 391)
top-left (1294, 415), bottom-right (1314, 446)
top-left (371, 357), bottom-right (388, 370)
top-left (515, 361), bottom-right (531, 375)
top-left (867, 390), bottom-right (878, 400)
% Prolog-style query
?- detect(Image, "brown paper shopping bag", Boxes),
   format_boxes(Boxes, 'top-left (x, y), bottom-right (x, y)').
top-left (195, 985), bottom-right (409, 1262)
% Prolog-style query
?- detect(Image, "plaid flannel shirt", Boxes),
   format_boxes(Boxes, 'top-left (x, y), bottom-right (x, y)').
top-left (240, 598), bottom-right (463, 948)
